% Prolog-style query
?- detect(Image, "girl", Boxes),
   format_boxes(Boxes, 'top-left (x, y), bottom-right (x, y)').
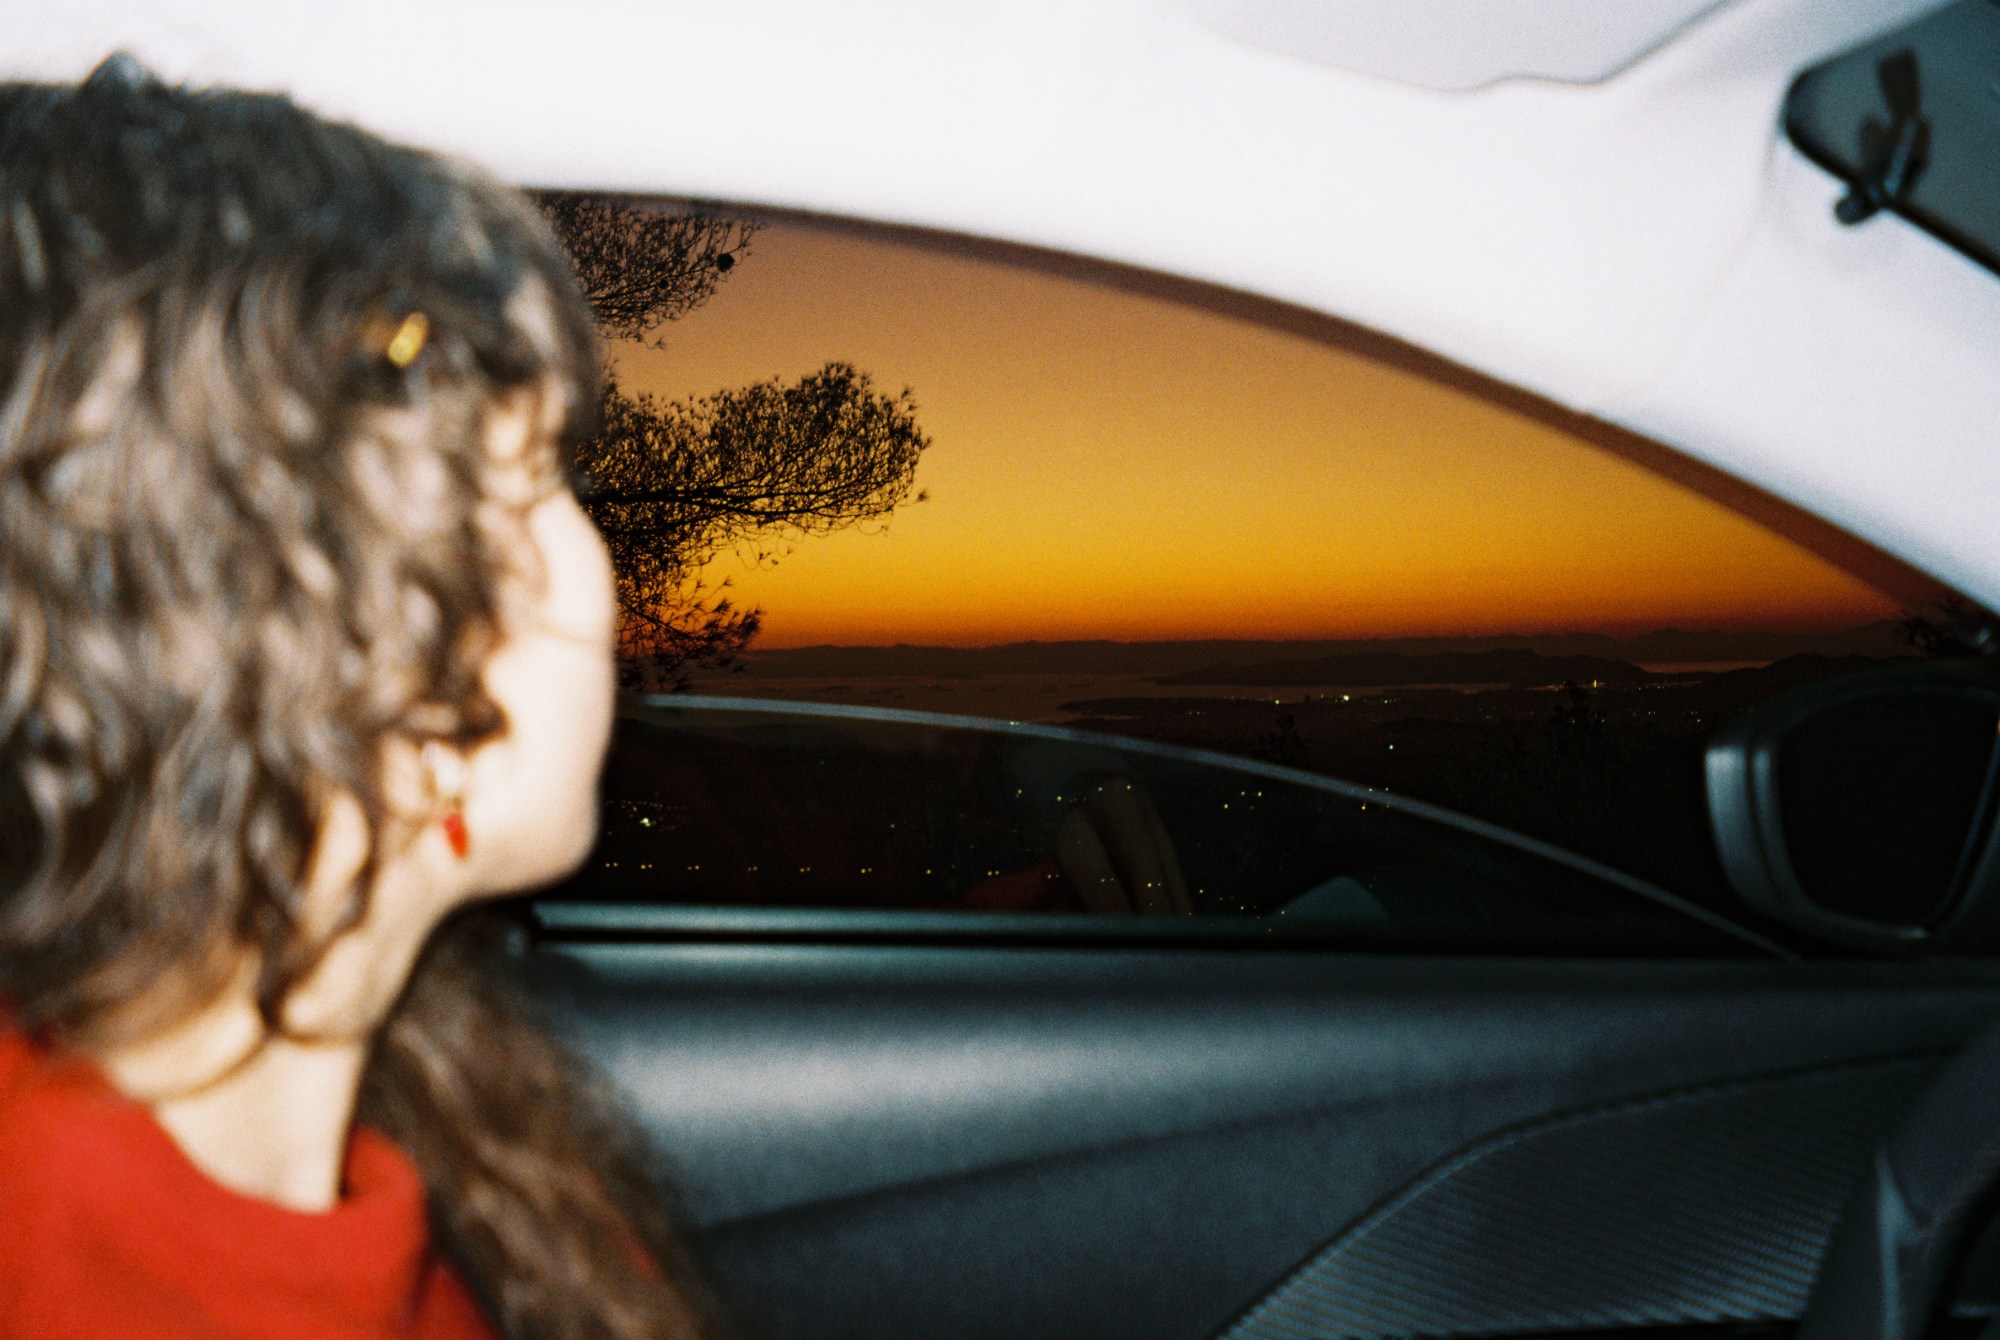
top-left (0, 57), bottom-right (719, 1339)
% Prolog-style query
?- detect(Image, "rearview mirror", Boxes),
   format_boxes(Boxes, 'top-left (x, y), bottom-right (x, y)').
top-left (1706, 661), bottom-right (2000, 954)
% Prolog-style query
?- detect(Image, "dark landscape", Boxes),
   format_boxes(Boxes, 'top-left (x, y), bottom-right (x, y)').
top-left (686, 622), bottom-right (1916, 909)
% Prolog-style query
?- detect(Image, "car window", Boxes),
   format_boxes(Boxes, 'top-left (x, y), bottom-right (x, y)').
top-left (539, 199), bottom-right (1964, 956)
top-left (566, 695), bottom-right (1771, 955)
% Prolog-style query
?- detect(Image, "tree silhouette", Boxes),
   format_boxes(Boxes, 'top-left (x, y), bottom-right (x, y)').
top-left (1901, 595), bottom-right (2000, 659)
top-left (1252, 712), bottom-right (1311, 770)
top-left (535, 193), bottom-right (932, 688)
top-left (537, 192), bottom-right (757, 343)
top-left (1547, 680), bottom-right (1604, 749)
top-left (575, 366), bottom-right (931, 690)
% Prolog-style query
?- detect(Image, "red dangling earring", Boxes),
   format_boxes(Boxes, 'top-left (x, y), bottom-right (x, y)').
top-left (423, 742), bottom-right (472, 861)
top-left (441, 806), bottom-right (470, 859)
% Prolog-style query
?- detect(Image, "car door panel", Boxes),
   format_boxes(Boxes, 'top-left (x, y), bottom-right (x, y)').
top-left (522, 936), bottom-right (2000, 1340)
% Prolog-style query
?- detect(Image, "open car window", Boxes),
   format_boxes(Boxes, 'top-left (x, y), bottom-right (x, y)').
top-left (537, 201), bottom-right (1970, 957)
top-left (544, 694), bottom-right (1774, 956)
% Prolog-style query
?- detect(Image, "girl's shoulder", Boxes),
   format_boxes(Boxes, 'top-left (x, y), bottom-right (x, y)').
top-left (0, 1026), bottom-right (495, 1339)
top-left (0, 1025), bottom-right (50, 1103)
top-left (0, 1026), bottom-right (144, 1332)
top-left (0, 1026), bottom-right (116, 1201)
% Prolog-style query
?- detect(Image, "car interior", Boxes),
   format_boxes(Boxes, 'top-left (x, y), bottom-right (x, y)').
top-left (494, 8), bottom-right (2000, 1338)
top-left (11, 1), bottom-right (2000, 1337)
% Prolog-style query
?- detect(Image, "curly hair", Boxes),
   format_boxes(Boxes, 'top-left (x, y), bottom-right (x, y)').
top-left (0, 56), bottom-right (720, 1340)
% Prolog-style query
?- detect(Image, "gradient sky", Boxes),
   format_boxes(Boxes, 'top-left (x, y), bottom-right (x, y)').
top-left (611, 221), bottom-right (1897, 649)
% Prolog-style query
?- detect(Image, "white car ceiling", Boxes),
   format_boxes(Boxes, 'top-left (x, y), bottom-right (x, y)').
top-left (1187, 0), bottom-right (1739, 91)
top-left (6, 0), bottom-right (1994, 610)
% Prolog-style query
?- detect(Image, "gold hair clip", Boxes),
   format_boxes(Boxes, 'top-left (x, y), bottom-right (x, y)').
top-left (383, 310), bottom-right (430, 368)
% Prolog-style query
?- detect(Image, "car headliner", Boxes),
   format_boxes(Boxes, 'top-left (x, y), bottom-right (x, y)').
top-left (7, 0), bottom-right (1996, 612)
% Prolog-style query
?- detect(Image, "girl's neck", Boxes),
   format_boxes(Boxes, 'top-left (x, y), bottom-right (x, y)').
top-left (87, 820), bottom-right (444, 1213)
top-left (92, 991), bottom-right (371, 1213)
top-left (151, 1036), bottom-right (369, 1213)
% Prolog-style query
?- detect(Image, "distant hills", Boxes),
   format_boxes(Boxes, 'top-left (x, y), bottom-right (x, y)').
top-left (1159, 648), bottom-right (1661, 688)
top-left (720, 622), bottom-right (1911, 683)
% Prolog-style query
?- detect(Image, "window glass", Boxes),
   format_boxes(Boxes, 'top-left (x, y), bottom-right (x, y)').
top-left (584, 698), bottom-right (1763, 954)
top-left (542, 200), bottom-right (1949, 954)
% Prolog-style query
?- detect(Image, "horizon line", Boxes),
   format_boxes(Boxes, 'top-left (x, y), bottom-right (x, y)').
top-left (735, 619), bottom-right (1906, 654)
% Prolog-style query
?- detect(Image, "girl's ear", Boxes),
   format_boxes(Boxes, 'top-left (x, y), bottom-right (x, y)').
top-left (279, 775), bottom-right (474, 1041)
top-left (299, 788), bottom-right (373, 941)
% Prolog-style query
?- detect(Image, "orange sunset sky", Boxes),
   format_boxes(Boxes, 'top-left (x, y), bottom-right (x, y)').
top-left (611, 219), bottom-right (1897, 649)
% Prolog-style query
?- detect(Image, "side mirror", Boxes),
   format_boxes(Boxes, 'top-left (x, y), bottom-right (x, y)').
top-left (1706, 661), bottom-right (2000, 954)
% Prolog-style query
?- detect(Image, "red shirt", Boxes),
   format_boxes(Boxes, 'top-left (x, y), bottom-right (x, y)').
top-left (0, 1029), bottom-right (498, 1339)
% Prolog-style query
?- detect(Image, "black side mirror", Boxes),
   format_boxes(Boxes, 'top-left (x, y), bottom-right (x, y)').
top-left (1706, 661), bottom-right (2000, 954)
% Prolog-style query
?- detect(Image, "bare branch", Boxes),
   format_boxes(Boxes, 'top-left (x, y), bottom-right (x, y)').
top-left (534, 191), bottom-right (757, 344)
